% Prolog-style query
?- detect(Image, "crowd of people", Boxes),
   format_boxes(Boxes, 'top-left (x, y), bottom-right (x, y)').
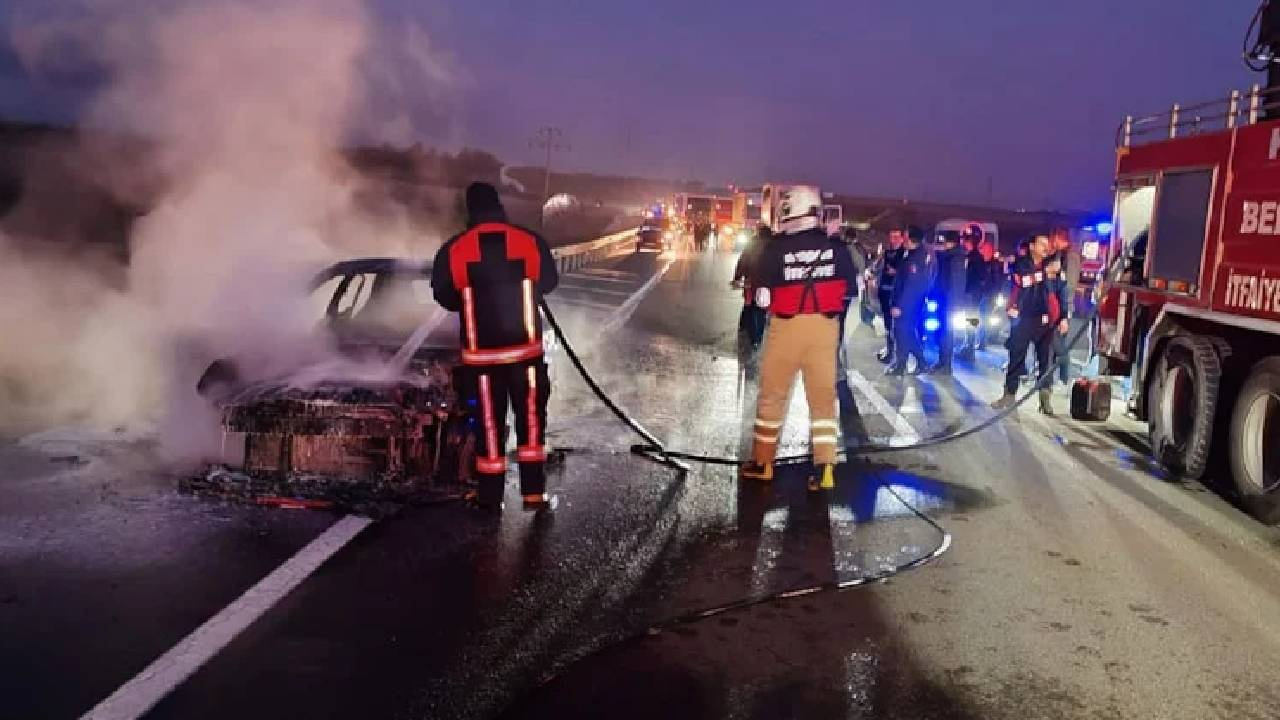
top-left (733, 204), bottom-right (1085, 456)
top-left (432, 180), bottom-right (1084, 508)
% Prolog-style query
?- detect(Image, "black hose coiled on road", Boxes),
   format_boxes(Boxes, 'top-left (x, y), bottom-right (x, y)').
top-left (505, 296), bottom-right (957, 713)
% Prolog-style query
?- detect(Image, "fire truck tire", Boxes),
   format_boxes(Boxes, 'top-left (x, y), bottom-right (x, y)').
top-left (1229, 357), bottom-right (1280, 525)
top-left (1147, 336), bottom-right (1220, 480)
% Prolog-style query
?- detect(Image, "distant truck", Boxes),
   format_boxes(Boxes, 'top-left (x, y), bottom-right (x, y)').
top-left (728, 190), bottom-right (764, 248)
top-left (1080, 85), bottom-right (1280, 523)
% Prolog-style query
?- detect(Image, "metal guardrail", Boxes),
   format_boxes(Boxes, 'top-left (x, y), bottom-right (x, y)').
top-left (549, 227), bottom-right (638, 273)
top-left (1118, 84), bottom-right (1280, 148)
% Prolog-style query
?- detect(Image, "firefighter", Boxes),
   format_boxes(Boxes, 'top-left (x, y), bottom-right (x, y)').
top-left (875, 230), bottom-right (907, 363)
top-left (885, 226), bottom-right (932, 376)
top-left (741, 185), bottom-right (857, 491)
top-left (991, 234), bottom-right (1070, 414)
top-left (431, 182), bottom-right (560, 510)
top-left (932, 226), bottom-right (972, 375)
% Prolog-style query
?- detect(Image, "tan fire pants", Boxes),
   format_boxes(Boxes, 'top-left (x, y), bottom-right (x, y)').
top-left (751, 313), bottom-right (840, 467)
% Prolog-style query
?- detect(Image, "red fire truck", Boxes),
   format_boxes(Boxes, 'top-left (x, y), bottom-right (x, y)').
top-left (1083, 85), bottom-right (1280, 522)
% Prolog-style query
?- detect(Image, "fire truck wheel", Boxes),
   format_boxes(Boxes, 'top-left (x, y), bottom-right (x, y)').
top-left (1229, 357), bottom-right (1280, 525)
top-left (1147, 336), bottom-right (1221, 481)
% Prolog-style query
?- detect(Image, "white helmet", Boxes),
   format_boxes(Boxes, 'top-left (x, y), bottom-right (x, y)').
top-left (776, 185), bottom-right (822, 234)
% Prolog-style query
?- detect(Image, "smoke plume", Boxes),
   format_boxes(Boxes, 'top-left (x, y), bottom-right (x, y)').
top-left (0, 0), bottom-right (456, 463)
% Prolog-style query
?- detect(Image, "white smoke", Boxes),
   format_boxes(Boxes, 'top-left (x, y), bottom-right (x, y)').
top-left (0, 0), bottom-right (457, 463)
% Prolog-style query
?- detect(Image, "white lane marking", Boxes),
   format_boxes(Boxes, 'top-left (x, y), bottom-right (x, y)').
top-left (898, 383), bottom-right (925, 415)
top-left (565, 274), bottom-right (637, 286)
top-left (577, 267), bottom-right (637, 279)
top-left (845, 369), bottom-right (920, 444)
top-left (750, 507), bottom-right (789, 598)
top-left (556, 281), bottom-right (634, 297)
top-left (600, 259), bottom-right (674, 335)
top-left (827, 504), bottom-right (862, 581)
top-left (550, 295), bottom-right (620, 312)
top-left (81, 515), bottom-right (372, 720)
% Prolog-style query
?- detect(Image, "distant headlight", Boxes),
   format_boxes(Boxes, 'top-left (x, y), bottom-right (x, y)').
top-left (925, 300), bottom-right (939, 314)
top-left (994, 293), bottom-right (1006, 308)
top-left (923, 318), bottom-right (941, 332)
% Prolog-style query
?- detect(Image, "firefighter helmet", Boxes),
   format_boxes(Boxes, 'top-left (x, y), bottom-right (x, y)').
top-left (776, 185), bottom-right (822, 234)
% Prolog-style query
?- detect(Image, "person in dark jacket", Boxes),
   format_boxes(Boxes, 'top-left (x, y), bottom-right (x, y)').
top-left (991, 234), bottom-right (1070, 414)
top-left (932, 229), bottom-right (971, 374)
top-left (966, 240), bottom-right (1002, 352)
top-left (732, 225), bottom-right (771, 347)
top-left (876, 230), bottom-right (907, 363)
top-left (1050, 234), bottom-right (1084, 384)
top-left (432, 182), bottom-right (560, 510)
top-left (886, 225), bottom-right (932, 376)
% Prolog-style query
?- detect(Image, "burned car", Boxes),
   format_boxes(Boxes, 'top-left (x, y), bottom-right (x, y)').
top-left (189, 258), bottom-right (478, 508)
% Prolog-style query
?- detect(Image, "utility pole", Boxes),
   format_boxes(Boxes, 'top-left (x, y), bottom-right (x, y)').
top-left (529, 127), bottom-right (568, 208)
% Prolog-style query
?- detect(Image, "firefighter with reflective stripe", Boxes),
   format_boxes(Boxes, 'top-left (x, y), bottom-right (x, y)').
top-left (992, 234), bottom-right (1070, 414)
top-left (741, 185), bottom-right (857, 491)
top-left (431, 182), bottom-right (559, 510)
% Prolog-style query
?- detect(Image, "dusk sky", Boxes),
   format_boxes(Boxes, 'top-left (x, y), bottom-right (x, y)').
top-left (0, 1), bottom-right (1261, 212)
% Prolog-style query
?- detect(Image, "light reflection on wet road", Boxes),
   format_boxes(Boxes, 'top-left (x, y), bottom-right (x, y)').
top-left (5, 249), bottom-right (1280, 719)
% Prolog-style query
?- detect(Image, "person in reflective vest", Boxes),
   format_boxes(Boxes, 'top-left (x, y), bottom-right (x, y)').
top-left (741, 185), bottom-right (857, 491)
top-left (432, 182), bottom-right (560, 510)
top-left (991, 234), bottom-right (1070, 414)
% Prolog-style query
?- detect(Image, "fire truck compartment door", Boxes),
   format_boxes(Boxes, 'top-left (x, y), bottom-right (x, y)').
top-left (1150, 169), bottom-right (1214, 288)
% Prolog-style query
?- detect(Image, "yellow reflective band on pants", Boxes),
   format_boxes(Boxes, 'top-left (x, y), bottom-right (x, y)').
top-left (750, 314), bottom-right (840, 466)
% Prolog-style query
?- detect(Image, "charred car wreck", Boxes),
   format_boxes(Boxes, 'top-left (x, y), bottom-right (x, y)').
top-left (187, 258), bottom-right (480, 510)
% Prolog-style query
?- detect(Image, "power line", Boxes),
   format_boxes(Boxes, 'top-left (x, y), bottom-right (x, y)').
top-left (529, 127), bottom-right (569, 208)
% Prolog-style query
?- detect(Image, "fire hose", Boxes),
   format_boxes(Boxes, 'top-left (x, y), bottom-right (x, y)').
top-left (541, 297), bottom-right (1095, 466)
top-left (492, 303), bottom-right (1094, 711)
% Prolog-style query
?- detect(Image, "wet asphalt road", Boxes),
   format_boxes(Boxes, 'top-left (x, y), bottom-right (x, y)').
top-left (4, 248), bottom-right (1280, 719)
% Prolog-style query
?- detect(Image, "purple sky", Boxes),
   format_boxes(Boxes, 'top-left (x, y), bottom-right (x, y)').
top-left (410, 0), bottom-right (1255, 211)
top-left (0, 1), bottom-right (1260, 212)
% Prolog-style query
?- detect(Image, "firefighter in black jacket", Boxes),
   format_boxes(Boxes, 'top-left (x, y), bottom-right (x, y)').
top-left (742, 185), bottom-right (857, 491)
top-left (432, 182), bottom-right (560, 510)
top-left (886, 226), bottom-right (932, 376)
top-left (992, 234), bottom-right (1070, 414)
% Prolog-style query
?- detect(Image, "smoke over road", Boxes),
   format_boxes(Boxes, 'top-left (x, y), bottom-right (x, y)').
top-left (0, 0), bottom-right (455, 462)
